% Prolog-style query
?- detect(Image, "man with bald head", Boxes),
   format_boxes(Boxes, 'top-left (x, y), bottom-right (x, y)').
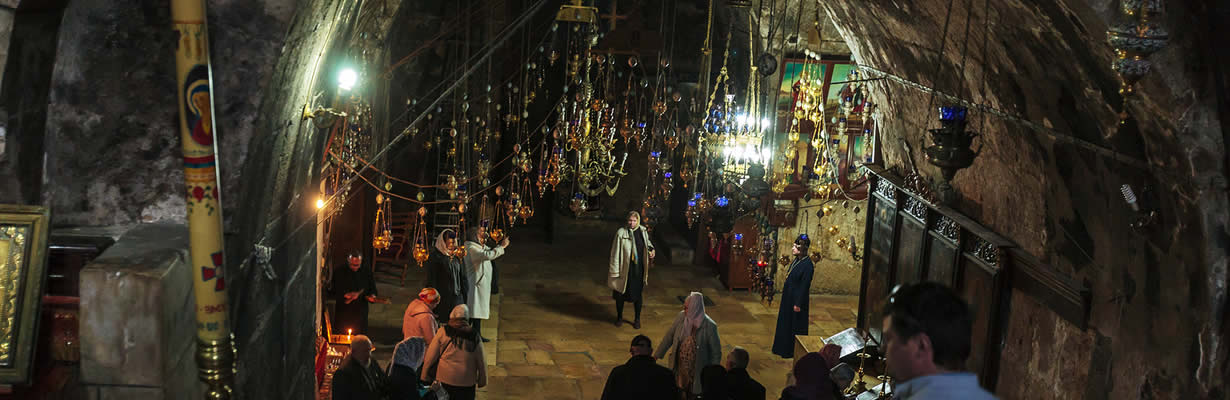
top-left (332, 335), bottom-right (389, 399)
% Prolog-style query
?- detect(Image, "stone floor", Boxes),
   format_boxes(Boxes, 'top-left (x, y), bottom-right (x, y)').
top-left (362, 226), bottom-right (859, 399)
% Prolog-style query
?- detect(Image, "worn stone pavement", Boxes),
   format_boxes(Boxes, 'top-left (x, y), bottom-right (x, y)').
top-left (364, 226), bottom-right (858, 399)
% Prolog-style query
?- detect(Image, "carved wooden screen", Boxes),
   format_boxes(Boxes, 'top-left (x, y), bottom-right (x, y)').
top-left (857, 180), bottom-right (898, 343)
top-left (856, 166), bottom-right (1013, 390)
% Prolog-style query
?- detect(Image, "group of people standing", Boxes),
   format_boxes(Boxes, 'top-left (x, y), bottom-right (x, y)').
top-left (332, 295), bottom-right (488, 400)
top-left (332, 209), bottom-right (996, 400)
top-left (424, 225), bottom-right (510, 342)
top-left (329, 223), bottom-right (510, 400)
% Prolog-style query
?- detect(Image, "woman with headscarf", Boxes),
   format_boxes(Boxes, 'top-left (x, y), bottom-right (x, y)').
top-left (421, 305), bottom-right (487, 400)
top-left (773, 234), bottom-right (815, 358)
top-left (655, 292), bottom-right (722, 398)
top-left (779, 352), bottom-right (840, 400)
top-left (425, 230), bottom-right (466, 324)
top-left (609, 210), bottom-right (655, 328)
top-left (403, 288), bottom-right (441, 343)
top-left (387, 336), bottom-right (427, 400)
top-left (463, 225), bottom-right (508, 343)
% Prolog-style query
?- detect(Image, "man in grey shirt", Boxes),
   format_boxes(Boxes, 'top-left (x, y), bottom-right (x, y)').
top-left (881, 282), bottom-right (997, 400)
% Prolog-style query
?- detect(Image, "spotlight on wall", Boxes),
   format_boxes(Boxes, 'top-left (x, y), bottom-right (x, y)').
top-left (338, 68), bottom-right (358, 91)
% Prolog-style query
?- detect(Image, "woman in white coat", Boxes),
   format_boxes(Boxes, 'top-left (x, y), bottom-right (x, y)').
top-left (464, 225), bottom-right (508, 343)
top-left (609, 211), bottom-right (655, 329)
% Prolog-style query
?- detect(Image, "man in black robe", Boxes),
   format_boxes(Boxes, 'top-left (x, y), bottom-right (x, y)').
top-left (772, 234), bottom-right (815, 358)
top-left (600, 335), bottom-right (677, 400)
top-left (331, 250), bottom-right (379, 335)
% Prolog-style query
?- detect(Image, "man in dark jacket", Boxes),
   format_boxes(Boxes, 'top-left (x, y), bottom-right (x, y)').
top-left (725, 346), bottom-right (766, 400)
top-left (332, 335), bottom-right (389, 400)
top-left (600, 335), bottom-right (677, 400)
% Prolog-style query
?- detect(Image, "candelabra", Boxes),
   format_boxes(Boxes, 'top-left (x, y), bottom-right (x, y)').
top-left (874, 375), bottom-right (894, 400)
top-left (844, 335), bottom-right (873, 395)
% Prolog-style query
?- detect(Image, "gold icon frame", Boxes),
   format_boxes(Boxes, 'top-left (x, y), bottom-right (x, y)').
top-left (0, 205), bottom-right (50, 384)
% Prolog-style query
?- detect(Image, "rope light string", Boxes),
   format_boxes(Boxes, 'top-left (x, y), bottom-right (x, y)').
top-left (347, 94), bottom-right (564, 190)
top-left (854, 63), bottom-right (1151, 170)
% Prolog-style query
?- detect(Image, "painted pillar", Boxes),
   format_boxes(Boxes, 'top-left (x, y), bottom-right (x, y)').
top-left (171, 0), bottom-right (235, 398)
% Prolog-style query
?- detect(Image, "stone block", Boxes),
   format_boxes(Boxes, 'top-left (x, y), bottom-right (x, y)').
top-left (78, 223), bottom-right (198, 398)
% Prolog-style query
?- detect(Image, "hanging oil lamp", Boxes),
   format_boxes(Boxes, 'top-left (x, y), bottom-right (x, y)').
top-left (924, 106), bottom-right (981, 204)
top-left (371, 192), bottom-right (391, 251)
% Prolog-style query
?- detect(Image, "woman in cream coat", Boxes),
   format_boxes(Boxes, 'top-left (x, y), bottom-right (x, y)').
top-left (464, 225), bottom-right (507, 343)
top-left (609, 211), bottom-right (655, 329)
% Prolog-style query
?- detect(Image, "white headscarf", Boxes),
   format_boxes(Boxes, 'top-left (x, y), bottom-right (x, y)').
top-left (449, 304), bottom-right (469, 320)
top-left (391, 337), bottom-right (427, 371)
top-left (434, 229), bottom-right (456, 257)
top-left (682, 292), bottom-right (706, 334)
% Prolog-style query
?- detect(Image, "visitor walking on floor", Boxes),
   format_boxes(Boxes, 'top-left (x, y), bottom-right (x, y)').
top-left (403, 287), bottom-right (441, 343)
top-left (772, 234), bottom-right (815, 359)
top-left (464, 225), bottom-right (508, 343)
top-left (421, 304), bottom-right (487, 400)
top-left (600, 335), bottom-right (678, 400)
top-left (425, 230), bottom-right (466, 324)
top-left (881, 282), bottom-right (997, 400)
top-left (655, 292), bottom-right (722, 399)
top-left (609, 210), bottom-right (655, 329)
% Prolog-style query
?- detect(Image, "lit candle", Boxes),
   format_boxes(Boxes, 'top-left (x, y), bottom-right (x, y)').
top-left (347, 328), bottom-right (352, 343)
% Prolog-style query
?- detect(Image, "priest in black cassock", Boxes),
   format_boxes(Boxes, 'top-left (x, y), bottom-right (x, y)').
top-left (772, 234), bottom-right (815, 358)
top-left (331, 249), bottom-right (379, 335)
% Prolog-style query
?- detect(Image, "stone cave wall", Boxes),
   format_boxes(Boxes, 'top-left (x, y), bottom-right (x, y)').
top-left (821, 0), bottom-right (1228, 398)
top-left (39, 0), bottom-right (293, 226)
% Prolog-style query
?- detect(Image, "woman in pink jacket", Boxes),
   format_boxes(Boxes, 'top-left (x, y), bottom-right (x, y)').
top-left (402, 287), bottom-right (441, 343)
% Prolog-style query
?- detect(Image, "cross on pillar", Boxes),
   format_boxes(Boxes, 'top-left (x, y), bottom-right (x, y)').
top-left (600, 0), bottom-right (629, 31)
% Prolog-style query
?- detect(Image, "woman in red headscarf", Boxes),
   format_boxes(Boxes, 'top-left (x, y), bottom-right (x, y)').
top-left (403, 287), bottom-right (441, 343)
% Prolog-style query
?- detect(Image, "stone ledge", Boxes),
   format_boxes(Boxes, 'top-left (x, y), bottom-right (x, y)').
top-left (78, 223), bottom-right (199, 399)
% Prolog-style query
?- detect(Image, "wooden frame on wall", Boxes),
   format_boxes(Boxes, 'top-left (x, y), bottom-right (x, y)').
top-left (0, 205), bottom-right (51, 385)
top-left (855, 165), bottom-right (1089, 392)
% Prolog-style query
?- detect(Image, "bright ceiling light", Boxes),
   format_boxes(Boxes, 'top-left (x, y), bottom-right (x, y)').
top-left (338, 68), bottom-right (358, 91)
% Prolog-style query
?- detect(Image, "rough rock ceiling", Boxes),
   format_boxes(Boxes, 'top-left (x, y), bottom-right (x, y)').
top-left (750, 0), bottom-right (851, 56)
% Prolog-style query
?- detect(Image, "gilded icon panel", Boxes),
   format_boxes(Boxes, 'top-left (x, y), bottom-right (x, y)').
top-left (0, 205), bottom-right (50, 384)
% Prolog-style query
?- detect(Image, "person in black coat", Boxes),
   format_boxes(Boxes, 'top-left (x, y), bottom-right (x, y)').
top-left (725, 347), bottom-right (766, 400)
top-left (332, 335), bottom-right (389, 400)
top-left (601, 335), bottom-right (678, 400)
top-left (331, 250), bottom-right (379, 335)
top-left (425, 230), bottom-right (466, 324)
top-left (772, 234), bottom-right (815, 358)
top-left (701, 364), bottom-right (731, 400)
